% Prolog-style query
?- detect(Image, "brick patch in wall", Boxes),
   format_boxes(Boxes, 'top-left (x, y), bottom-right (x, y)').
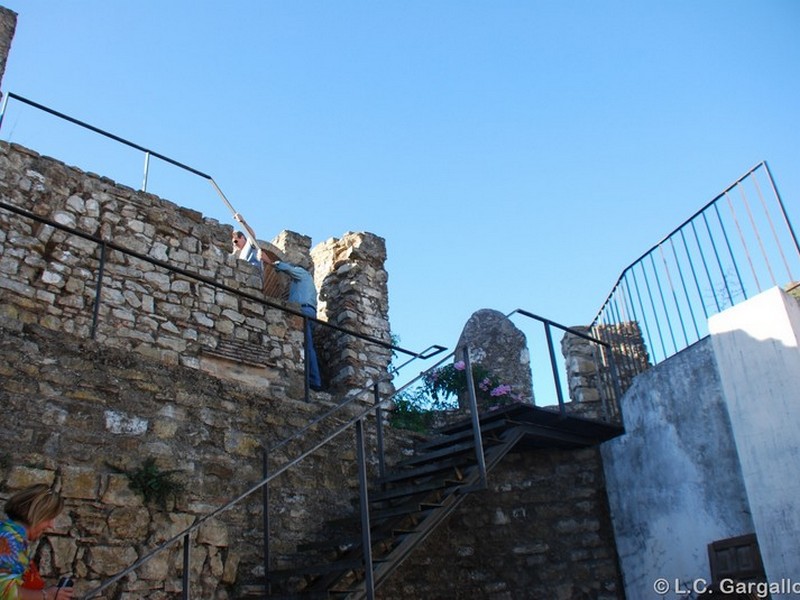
top-left (201, 338), bottom-right (267, 367)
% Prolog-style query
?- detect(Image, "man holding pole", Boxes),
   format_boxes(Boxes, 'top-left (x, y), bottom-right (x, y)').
top-left (232, 213), bottom-right (323, 392)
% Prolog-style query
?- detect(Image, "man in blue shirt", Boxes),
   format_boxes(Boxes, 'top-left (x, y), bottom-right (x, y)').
top-left (263, 255), bottom-right (323, 391)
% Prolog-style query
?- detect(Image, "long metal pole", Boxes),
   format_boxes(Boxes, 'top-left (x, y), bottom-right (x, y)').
top-left (764, 160), bottom-right (800, 257)
top-left (649, 252), bottom-right (678, 356)
top-left (262, 448), bottom-right (270, 595)
top-left (462, 347), bottom-right (488, 489)
top-left (659, 243), bottom-right (688, 348)
top-left (355, 419), bottom-right (375, 600)
top-left (90, 242), bottom-right (107, 340)
top-left (374, 383), bottom-right (386, 483)
top-left (182, 534), bottom-right (191, 600)
top-left (752, 170), bottom-right (795, 282)
top-left (0, 93), bottom-right (9, 130)
top-left (724, 191), bottom-right (759, 293)
top-left (670, 237), bottom-right (700, 341)
top-left (544, 322), bottom-right (566, 417)
top-left (142, 151), bottom-right (151, 192)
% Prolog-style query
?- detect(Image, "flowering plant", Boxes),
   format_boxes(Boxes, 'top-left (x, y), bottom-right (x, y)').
top-left (422, 360), bottom-right (521, 409)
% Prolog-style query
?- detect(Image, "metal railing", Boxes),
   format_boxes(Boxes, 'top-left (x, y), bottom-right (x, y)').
top-left (1, 92), bottom-right (203, 194)
top-left (507, 309), bottom-right (622, 422)
top-left (591, 162), bottom-right (799, 386)
top-left (80, 341), bottom-right (496, 600)
top-left (0, 200), bottom-right (446, 599)
top-left (0, 90), bottom-right (620, 597)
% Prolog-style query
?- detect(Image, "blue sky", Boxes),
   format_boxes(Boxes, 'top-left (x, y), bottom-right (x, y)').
top-left (1, 1), bottom-right (798, 365)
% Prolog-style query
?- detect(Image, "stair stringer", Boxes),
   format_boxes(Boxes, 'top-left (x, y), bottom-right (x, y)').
top-left (344, 425), bottom-right (527, 599)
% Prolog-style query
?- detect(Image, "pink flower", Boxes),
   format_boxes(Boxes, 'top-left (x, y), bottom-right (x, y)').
top-left (454, 361), bottom-right (466, 371)
top-left (490, 384), bottom-right (512, 397)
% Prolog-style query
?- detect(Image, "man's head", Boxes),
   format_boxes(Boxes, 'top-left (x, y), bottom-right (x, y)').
top-left (232, 231), bottom-right (247, 251)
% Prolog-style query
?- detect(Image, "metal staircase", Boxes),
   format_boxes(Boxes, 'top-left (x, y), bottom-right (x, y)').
top-left (251, 404), bottom-right (623, 599)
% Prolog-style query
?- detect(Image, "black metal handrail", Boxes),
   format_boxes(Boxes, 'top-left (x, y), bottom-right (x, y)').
top-left (83, 342), bottom-right (490, 600)
top-left (0, 92), bottom-right (209, 192)
top-left (508, 308), bottom-right (622, 421)
top-left (0, 199), bottom-right (448, 599)
top-left (0, 90), bottom-right (613, 597)
top-left (591, 162), bottom-right (799, 385)
top-left (0, 198), bottom-right (441, 363)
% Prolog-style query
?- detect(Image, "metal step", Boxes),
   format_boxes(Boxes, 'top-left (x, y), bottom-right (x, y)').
top-left (375, 456), bottom-right (468, 485)
top-left (414, 418), bottom-right (509, 451)
top-left (369, 475), bottom-right (461, 504)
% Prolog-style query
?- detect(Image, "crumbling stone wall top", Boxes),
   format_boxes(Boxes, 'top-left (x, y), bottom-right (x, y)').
top-left (0, 5), bottom-right (16, 91)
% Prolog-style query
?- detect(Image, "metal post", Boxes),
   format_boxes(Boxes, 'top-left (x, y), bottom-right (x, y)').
top-left (462, 347), bottom-right (488, 489)
top-left (0, 93), bottom-right (9, 130)
top-left (692, 219), bottom-right (722, 313)
top-left (670, 236), bottom-right (700, 341)
top-left (752, 170), bottom-right (795, 282)
top-left (355, 419), bottom-right (375, 599)
top-left (374, 383), bottom-right (386, 483)
top-left (303, 314), bottom-right (310, 400)
top-left (142, 151), bottom-right (151, 192)
top-left (630, 265), bottom-right (656, 359)
top-left (763, 160), bottom-right (800, 258)
top-left (90, 242), bottom-right (107, 340)
top-left (606, 347), bottom-right (623, 421)
top-left (658, 243), bottom-right (689, 348)
top-left (649, 252), bottom-right (678, 356)
top-left (723, 192), bottom-right (759, 293)
top-left (182, 534), bottom-right (190, 600)
top-left (262, 448), bottom-right (270, 595)
top-left (703, 211), bottom-right (735, 307)
top-left (544, 323), bottom-right (566, 417)
top-left (680, 227), bottom-right (710, 320)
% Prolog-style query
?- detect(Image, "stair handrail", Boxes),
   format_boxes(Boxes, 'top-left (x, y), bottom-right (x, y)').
top-left (82, 346), bottom-right (461, 599)
top-left (507, 308), bottom-right (622, 421)
top-left (0, 198), bottom-right (451, 598)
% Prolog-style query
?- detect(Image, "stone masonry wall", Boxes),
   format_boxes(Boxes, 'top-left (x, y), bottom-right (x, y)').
top-left (0, 5), bottom-right (15, 93)
top-left (0, 317), bottom-right (413, 599)
top-left (0, 142), bottom-right (306, 391)
top-left (311, 232), bottom-right (394, 395)
top-left (0, 141), bottom-right (394, 397)
top-left (0, 139), bottom-right (403, 595)
top-left (376, 447), bottom-right (624, 600)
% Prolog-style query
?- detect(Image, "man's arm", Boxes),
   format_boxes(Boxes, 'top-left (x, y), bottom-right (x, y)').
top-left (233, 213), bottom-right (261, 249)
top-left (271, 260), bottom-right (307, 281)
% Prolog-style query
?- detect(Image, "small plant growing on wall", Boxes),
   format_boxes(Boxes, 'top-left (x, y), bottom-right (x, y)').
top-left (116, 458), bottom-right (184, 509)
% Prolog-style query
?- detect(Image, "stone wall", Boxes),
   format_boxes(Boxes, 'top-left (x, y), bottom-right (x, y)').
top-left (591, 321), bottom-right (650, 394)
top-left (601, 337), bottom-right (755, 600)
top-left (0, 5), bottom-right (15, 93)
top-left (377, 448), bottom-right (623, 600)
top-left (559, 321), bottom-right (649, 421)
top-left (311, 232), bottom-right (394, 395)
top-left (0, 316), bottom-right (412, 598)
top-left (0, 141), bottom-right (394, 397)
top-left (561, 327), bottom-right (621, 421)
top-left (456, 309), bottom-right (534, 406)
top-left (0, 81), bottom-right (621, 599)
top-left (0, 138), bottom-right (401, 595)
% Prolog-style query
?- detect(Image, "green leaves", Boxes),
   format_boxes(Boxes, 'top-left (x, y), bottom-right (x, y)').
top-left (124, 458), bottom-right (184, 509)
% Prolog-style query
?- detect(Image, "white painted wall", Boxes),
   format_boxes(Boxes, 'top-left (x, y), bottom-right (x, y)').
top-left (709, 286), bottom-right (800, 598)
top-left (601, 340), bottom-right (754, 600)
top-left (602, 287), bottom-right (800, 599)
